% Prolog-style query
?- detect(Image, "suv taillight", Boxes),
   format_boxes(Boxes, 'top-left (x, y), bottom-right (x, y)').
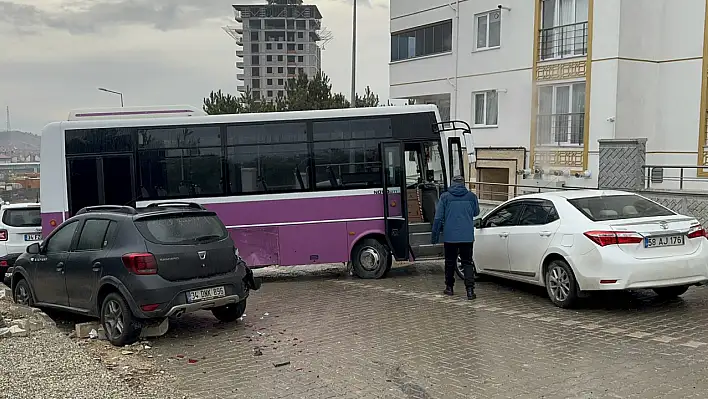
top-left (122, 253), bottom-right (158, 275)
top-left (0, 230), bottom-right (7, 241)
top-left (584, 231), bottom-right (643, 246)
top-left (687, 224), bottom-right (707, 239)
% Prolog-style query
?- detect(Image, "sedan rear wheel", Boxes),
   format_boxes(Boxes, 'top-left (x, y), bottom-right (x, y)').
top-left (545, 259), bottom-right (579, 308)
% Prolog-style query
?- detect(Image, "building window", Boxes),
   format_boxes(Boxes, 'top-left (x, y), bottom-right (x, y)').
top-left (298, 44), bottom-right (304, 50)
top-left (267, 67), bottom-right (273, 73)
top-left (251, 32), bottom-right (259, 41)
top-left (253, 91), bottom-right (260, 100)
top-left (250, 19), bottom-right (262, 30)
top-left (287, 43), bottom-right (296, 51)
top-left (390, 20), bottom-right (452, 62)
top-left (278, 91), bottom-right (284, 97)
top-left (252, 79), bottom-right (260, 89)
top-left (296, 20), bottom-right (306, 29)
top-left (267, 90), bottom-right (273, 97)
top-left (297, 56), bottom-right (303, 62)
top-left (278, 67), bottom-right (284, 73)
top-left (287, 55), bottom-right (295, 62)
top-left (251, 43), bottom-right (259, 53)
top-left (267, 78), bottom-right (273, 85)
top-left (278, 55), bottom-right (284, 61)
top-left (266, 55), bottom-right (273, 61)
top-left (539, 0), bottom-right (589, 60)
top-left (278, 79), bottom-right (284, 85)
top-left (251, 55), bottom-right (259, 65)
top-left (475, 10), bottom-right (501, 50)
top-left (252, 67), bottom-right (260, 77)
top-left (472, 90), bottom-right (498, 127)
top-left (266, 43), bottom-right (272, 50)
top-left (277, 43), bottom-right (283, 50)
top-left (537, 82), bottom-right (585, 146)
top-left (297, 32), bottom-right (304, 39)
top-left (288, 67), bottom-right (296, 75)
top-left (287, 32), bottom-right (295, 42)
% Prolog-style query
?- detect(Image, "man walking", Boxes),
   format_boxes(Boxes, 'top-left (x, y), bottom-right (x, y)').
top-left (431, 175), bottom-right (480, 300)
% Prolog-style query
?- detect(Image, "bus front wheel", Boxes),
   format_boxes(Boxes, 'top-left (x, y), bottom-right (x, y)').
top-left (351, 238), bottom-right (392, 279)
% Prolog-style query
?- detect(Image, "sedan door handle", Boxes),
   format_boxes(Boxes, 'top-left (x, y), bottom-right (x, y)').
top-left (499, 232), bottom-right (509, 238)
top-left (92, 262), bottom-right (102, 272)
top-left (539, 231), bottom-right (552, 237)
top-left (56, 262), bottom-right (64, 273)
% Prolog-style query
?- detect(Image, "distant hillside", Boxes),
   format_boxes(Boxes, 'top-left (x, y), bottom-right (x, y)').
top-left (0, 131), bottom-right (40, 151)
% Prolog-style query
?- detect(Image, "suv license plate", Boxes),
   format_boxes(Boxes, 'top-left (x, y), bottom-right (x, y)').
top-left (187, 286), bottom-right (226, 303)
top-left (645, 235), bottom-right (685, 248)
top-left (24, 234), bottom-right (41, 241)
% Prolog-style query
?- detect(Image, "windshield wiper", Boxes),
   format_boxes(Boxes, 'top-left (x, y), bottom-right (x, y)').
top-left (195, 234), bottom-right (222, 242)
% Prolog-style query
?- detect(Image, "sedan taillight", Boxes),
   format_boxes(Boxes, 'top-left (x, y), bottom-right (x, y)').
top-left (687, 224), bottom-right (707, 239)
top-left (584, 230), bottom-right (643, 246)
top-left (122, 253), bottom-right (158, 275)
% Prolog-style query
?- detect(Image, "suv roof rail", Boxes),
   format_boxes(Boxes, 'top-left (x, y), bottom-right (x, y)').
top-left (75, 205), bottom-right (138, 216)
top-left (145, 202), bottom-right (206, 210)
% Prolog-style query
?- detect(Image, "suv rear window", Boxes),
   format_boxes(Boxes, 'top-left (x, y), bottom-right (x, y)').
top-left (2, 208), bottom-right (41, 227)
top-left (135, 214), bottom-right (228, 245)
top-left (568, 195), bottom-right (674, 221)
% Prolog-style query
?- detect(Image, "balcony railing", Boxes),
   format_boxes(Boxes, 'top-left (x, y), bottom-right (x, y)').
top-left (536, 113), bottom-right (584, 146)
top-left (538, 21), bottom-right (588, 61)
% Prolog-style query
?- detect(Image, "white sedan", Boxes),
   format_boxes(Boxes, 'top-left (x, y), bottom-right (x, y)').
top-left (473, 190), bottom-right (708, 308)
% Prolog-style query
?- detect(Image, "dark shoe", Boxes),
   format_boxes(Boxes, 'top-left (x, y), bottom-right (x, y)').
top-left (466, 288), bottom-right (476, 300)
top-left (443, 286), bottom-right (454, 296)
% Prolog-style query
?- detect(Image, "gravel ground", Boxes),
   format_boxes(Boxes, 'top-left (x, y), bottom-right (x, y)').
top-left (0, 294), bottom-right (181, 399)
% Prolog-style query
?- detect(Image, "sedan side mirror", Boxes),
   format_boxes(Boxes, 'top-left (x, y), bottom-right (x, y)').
top-left (26, 242), bottom-right (41, 254)
top-left (474, 218), bottom-right (482, 229)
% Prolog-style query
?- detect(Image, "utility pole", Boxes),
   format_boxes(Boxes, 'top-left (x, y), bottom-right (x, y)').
top-left (350, 0), bottom-right (357, 108)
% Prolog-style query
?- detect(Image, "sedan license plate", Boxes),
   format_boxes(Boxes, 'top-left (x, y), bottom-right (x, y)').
top-left (644, 235), bottom-right (685, 248)
top-left (24, 234), bottom-right (41, 241)
top-left (187, 286), bottom-right (226, 303)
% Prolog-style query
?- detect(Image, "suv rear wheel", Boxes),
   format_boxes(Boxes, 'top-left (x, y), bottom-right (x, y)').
top-left (101, 293), bottom-right (142, 346)
top-left (211, 299), bottom-right (247, 323)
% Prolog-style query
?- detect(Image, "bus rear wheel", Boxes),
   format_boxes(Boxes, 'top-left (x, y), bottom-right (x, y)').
top-left (351, 238), bottom-right (392, 279)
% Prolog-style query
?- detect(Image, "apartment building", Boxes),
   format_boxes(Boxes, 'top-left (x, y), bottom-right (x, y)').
top-left (390, 0), bottom-right (708, 192)
top-left (225, 0), bottom-right (323, 102)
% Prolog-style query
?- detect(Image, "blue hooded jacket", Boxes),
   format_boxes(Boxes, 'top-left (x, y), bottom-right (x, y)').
top-left (431, 182), bottom-right (480, 244)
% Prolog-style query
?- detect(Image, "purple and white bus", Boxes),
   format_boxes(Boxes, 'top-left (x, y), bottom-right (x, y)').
top-left (40, 104), bottom-right (473, 278)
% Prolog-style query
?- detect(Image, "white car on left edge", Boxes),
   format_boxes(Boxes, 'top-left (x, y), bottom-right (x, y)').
top-left (473, 190), bottom-right (708, 308)
top-left (0, 203), bottom-right (42, 284)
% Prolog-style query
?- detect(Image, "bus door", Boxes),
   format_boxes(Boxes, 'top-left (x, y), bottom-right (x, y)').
top-left (67, 155), bottom-right (136, 215)
top-left (379, 141), bottom-right (409, 261)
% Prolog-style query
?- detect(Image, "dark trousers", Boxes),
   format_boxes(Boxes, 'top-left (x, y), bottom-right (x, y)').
top-left (444, 242), bottom-right (475, 290)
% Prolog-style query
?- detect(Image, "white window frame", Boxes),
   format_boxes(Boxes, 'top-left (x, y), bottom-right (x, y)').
top-left (474, 10), bottom-right (502, 51)
top-left (472, 90), bottom-right (499, 128)
top-left (537, 81), bottom-right (585, 146)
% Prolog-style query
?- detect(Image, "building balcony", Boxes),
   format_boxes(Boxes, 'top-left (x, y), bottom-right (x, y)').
top-left (538, 21), bottom-right (588, 62)
top-left (236, 61), bottom-right (244, 69)
top-left (536, 113), bottom-right (585, 146)
top-left (236, 50), bottom-right (243, 57)
top-left (237, 85), bottom-right (246, 92)
top-left (235, 38), bottom-right (243, 46)
top-left (237, 73), bottom-right (245, 80)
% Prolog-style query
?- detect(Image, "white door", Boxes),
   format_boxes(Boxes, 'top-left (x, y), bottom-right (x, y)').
top-left (507, 200), bottom-right (561, 280)
top-left (474, 201), bottom-right (525, 273)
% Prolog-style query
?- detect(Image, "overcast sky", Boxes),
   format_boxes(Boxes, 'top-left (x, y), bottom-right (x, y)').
top-left (0, 0), bottom-right (390, 134)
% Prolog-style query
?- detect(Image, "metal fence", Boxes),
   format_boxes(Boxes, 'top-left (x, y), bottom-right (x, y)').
top-left (538, 21), bottom-right (589, 61)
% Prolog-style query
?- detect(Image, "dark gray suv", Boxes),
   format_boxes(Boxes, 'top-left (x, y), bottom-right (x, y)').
top-left (10, 202), bottom-right (260, 346)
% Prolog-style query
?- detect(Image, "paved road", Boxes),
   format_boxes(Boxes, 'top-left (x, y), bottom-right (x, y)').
top-left (149, 263), bottom-right (708, 399)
